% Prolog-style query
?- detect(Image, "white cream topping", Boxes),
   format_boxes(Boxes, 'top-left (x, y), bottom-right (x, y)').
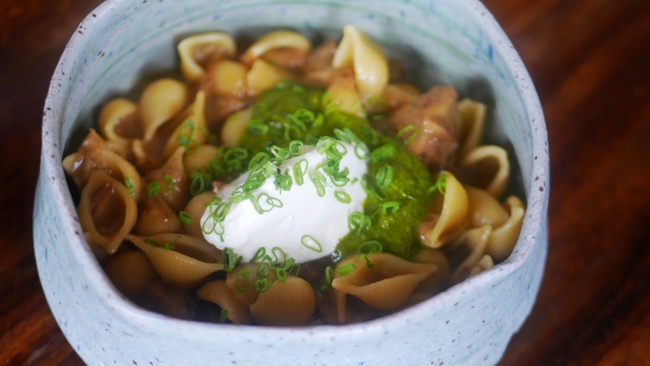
top-left (201, 139), bottom-right (368, 263)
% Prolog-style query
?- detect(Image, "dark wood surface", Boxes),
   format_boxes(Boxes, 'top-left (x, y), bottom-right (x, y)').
top-left (1, 1), bottom-right (649, 365)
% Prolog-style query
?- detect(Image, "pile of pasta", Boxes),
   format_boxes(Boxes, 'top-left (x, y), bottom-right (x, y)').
top-left (63, 26), bottom-right (525, 325)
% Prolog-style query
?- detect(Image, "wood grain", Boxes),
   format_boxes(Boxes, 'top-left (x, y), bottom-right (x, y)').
top-left (1, 0), bottom-right (648, 365)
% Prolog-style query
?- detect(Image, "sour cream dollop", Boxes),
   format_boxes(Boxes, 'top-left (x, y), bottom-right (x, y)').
top-left (201, 139), bottom-right (368, 263)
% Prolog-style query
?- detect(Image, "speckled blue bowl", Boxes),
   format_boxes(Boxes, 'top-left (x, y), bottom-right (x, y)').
top-left (34, 0), bottom-right (549, 365)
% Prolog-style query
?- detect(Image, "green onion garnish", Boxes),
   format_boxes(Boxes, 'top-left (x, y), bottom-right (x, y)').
top-left (337, 263), bottom-right (356, 276)
top-left (396, 124), bottom-right (420, 145)
top-left (427, 172), bottom-right (447, 196)
top-left (375, 165), bottom-right (394, 190)
top-left (348, 212), bottom-right (371, 234)
top-left (222, 247), bottom-right (241, 273)
top-left (147, 181), bottom-right (161, 198)
top-left (382, 201), bottom-right (400, 214)
top-left (334, 190), bottom-right (351, 204)
top-left (292, 159), bottom-right (308, 186)
top-left (124, 177), bottom-right (136, 196)
top-left (301, 234), bottom-right (323, 253)
top-left (178, 211), bottom-right (192, 225)
top-left (359, 240), bottom-right (383, 254)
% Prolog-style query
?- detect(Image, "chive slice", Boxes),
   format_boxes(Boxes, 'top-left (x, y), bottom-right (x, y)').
top-left (334, 190), bottom-right (351, 204)
top-left (427, 172), bottom-right (447, 196)
top-left (375, 165), bottom-right (394, 190)
top-left (254, 278), bottom-right (272, 292)
top-left (234, 270), bottom-right (250, 292)
top-left (124, 177), bottom-right (136, 196)
top-left (292, 159), bottom-right (308, 186)
top-left (218, 309), bottom-right (229, 323)
top-left (163, 174), bottom-right (175, 190)
top-left (309, 172), bottom-right (327, 197)
top-left (396, 124), bottom-right (420, 145)
top-left (178, 120), bottom-right (198, 153)
top-left (301, 234), bottom-right (323, 253)
top-left (348, 212), bottom-right (371, 234)
top-left (251, 247), bottom-right (267, 262)
top-left (222, 248), bottom-right (241, 273)
top-left (382, 201), bottom-right (400, 214)
top-left (337, 263), bottom-right (356, 276)
top-left (369, 143), bottom-right (396, 162)
top-left (178, 211), bottom-right (192, 225)
top-left (147, 181), bottom-right (161, 198)
top-left (359, 240), bottom-right (383, 254)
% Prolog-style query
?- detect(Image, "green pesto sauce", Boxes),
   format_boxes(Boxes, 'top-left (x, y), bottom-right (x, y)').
top-left (237, 82), bottom-right (432, 260)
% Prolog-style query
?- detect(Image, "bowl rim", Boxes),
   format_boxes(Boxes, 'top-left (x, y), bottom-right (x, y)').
top-left (39, 0), bottom-right (549, 341)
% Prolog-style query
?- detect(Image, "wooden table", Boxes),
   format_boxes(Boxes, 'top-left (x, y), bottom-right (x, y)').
top-left (1, 0), bottom-right (649, 365)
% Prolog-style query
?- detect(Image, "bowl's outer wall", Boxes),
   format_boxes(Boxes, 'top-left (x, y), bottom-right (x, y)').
top-left (35, 0), bottom-right (549, 365)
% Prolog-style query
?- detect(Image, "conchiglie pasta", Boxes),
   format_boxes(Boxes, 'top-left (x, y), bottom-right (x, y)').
top-left (331, 253), bottom-right (436, 323)
top-left (183, 144), bottom-right (220, 177)
top-left (246, 59), bottom-right (289, 95)
top-left (128, 234), bottom-right (223, 288)
top-left (220, 106), bottom-right (252, 147)
top-left (418, 171), bottom-right (468, 248)
top-left (459, 145), bottom-right (510, 199)
top-left (104, 250), bottom-right (159, 297)
top-left (209, 59), bottom-right (248, 97)
top-left (241, 30), bottom-right (311, 65)
top-left (332, 25), bottom-right (389, 100)
top-left (63, 129), bottom-right (142, 201)
top-left (132, 196), bottom-right (182, 236)
top-left (465, 185), bottom-right (509, 228)
top-left (78, 170), bottom-right (138, 254)
top-left (457, 98), bottom-right (487, 155)
top-left (139, 78), bottom-right (189, 141)
top-left (197, 280), bottom-right (253, 325)
top-left (182, 192), bottom-right (217, 238)
top-left (178, 32), bottom-right (237, 83)
top-left (485, 196), bottom-right (525, 262)
top-left (250, 276), bottom-right (316, 326)
top-left (162, 90), bottom-right (208, 158)
top-left (97, 98), bottom-right (138, 158)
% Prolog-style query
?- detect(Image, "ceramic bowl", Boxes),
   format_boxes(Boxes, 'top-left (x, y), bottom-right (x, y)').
top-left (34, 0), bottom-right (549, 365)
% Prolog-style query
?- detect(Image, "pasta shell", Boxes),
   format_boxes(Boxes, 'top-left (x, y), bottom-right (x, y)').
top-left (182, 192), bottom-right (217, 238)
top-left (78, 170), bottom-right (138, 254)
top-left (103, 250), bottom-right (159, 297)
top-left (465, 185), bottom-right (509, 228)
top-left (63, 129), bottom-right (142, 201)
top-left (139, 78), bottom-right (189, 141)
top-left (331, 253), bottom-right (436, 323)
top-left (485, 196), bottom-right (525, 262)
top-left (419, 171), bottom-right (468, 248)
top-left (183, 145), bottom-right (219, 177)
top-left (459, 145), bottom-right (510, 199)
top-left (197, 280), bottom-right (252, 325)
top-left (246, 59), bottom-right (288, 95)
top-left (146, 233), bottom-right (220, 263)
top-left (220, 106), bottom-right (252, 147)
top-left (241, 30), bottom-right (311, 65)
top-left (209, 59), bottom-right (248, 97)
top-left (449, 225), bottom-right (492, 284)
top-left (128, 234), bottom-right (223, 288)
top-left (412, 247), bottom-right (450, 295)
top-left (250, 276), bottom-right (316, 326)
top-left (162, 90), bottom-right (208, 158)
top-left (133, 196), bottom-right (181, 236)
top-left (98, 98), bottom-right (138, 158)
top-left (457, 98), bottom-right (486, 155)
top-left (332, 25), bottom-right (389, 100)
top-left (324, 75), bottom-right (364, 117)
top-left (178, 32), bottom-right (237, 83)
top-left (144, 147), bottom-right (190, 212)
top-left (225, 264), bottom-right (263, 307)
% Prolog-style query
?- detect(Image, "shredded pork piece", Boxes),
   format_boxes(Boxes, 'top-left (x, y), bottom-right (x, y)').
top-left (388, 86), bottom-right (461, 169)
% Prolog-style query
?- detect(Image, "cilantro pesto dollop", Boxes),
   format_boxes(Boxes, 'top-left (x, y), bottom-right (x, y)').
top-left (231, 81), bottom-right (433, 261)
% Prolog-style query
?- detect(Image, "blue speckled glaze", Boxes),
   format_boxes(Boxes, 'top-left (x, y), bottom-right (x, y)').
top-left (35, 0), bottom-right (549, 365)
